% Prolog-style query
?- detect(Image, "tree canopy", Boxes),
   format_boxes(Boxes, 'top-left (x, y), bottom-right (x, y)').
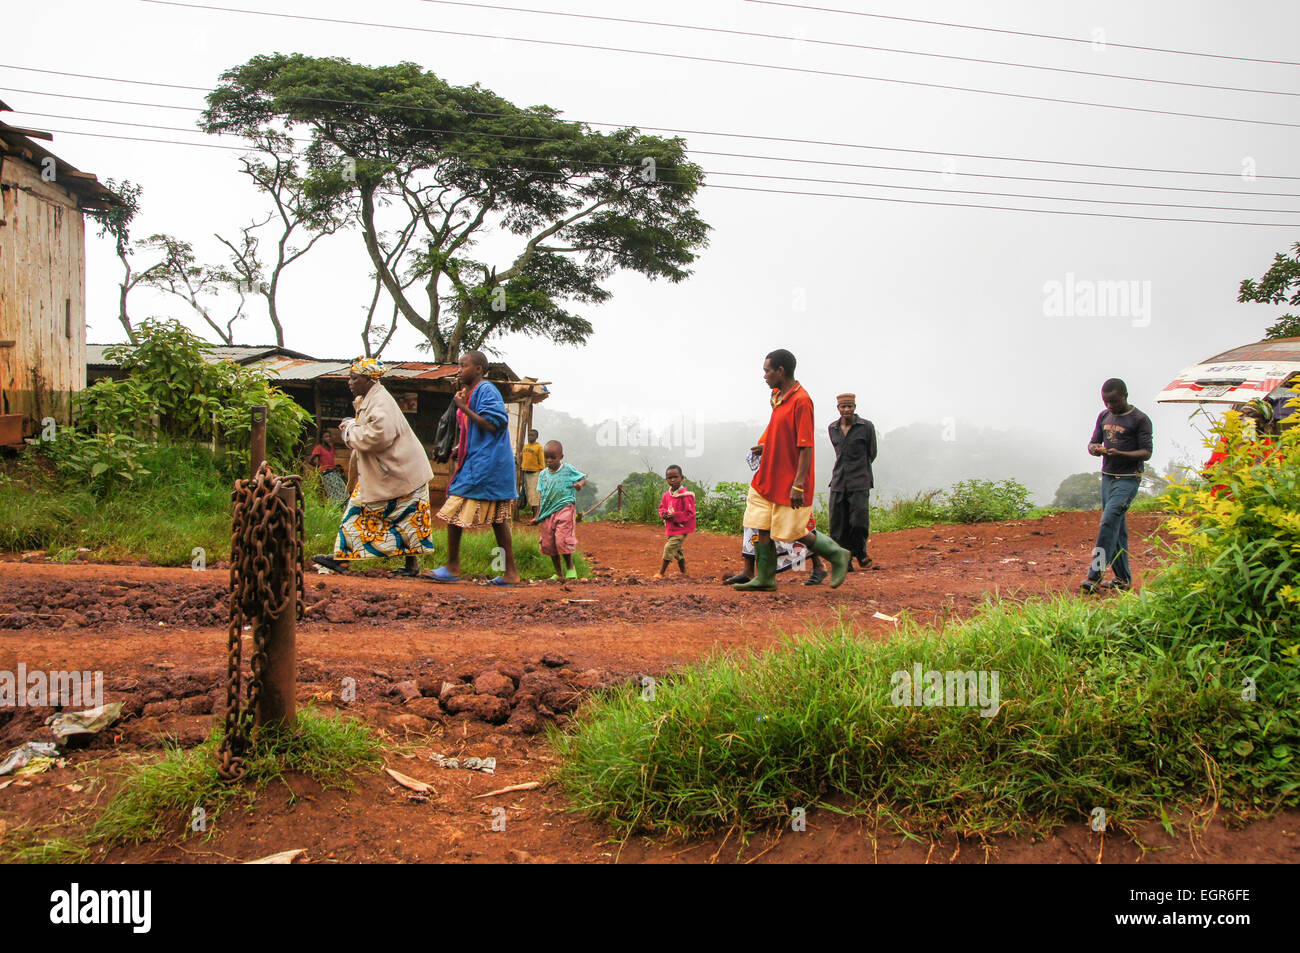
top-left (202, 54), bottom-right (710, 360)
top-left (1239, 240), bottom-right (1300, 340)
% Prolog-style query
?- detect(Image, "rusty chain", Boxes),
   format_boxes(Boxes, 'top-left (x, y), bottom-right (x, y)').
top-left (217, 462), bottom-right (304, 781)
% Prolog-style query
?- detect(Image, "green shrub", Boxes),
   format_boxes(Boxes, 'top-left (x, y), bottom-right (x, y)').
top-left (942, 478), bottom-right (1032, 523)
top-left (696, 480), bottom-right (747, 536)
top-left (871, 490), bottom-right (946, 532)
top-left (45, 431), bottom-right (152, 496)
top-left (75, 319), bottom-right (312, 482)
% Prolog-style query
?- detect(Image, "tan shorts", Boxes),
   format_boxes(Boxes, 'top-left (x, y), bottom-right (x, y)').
top-left (523, 469), bottom-right (542, 508)
top-left (742, 485), bottom-right (813, 543)
top-left (663, 534), bottom-right (687, 561)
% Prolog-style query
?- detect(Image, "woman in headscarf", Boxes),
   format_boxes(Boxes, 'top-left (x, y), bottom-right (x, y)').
top-left (423, 350), bottom-right (521, 585)
top-left (311, 358), bottom-right (436, 576)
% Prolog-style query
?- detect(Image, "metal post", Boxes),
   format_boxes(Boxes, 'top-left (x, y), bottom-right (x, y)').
top-left (256, 485), bottom-right (298, 728)
top-left (250, 405), bottom-right (267, 478)
top-left (617, 484), bottom-right (623, 512)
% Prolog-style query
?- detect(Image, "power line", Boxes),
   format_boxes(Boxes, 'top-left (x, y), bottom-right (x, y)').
top-left (19, 110), bottom-right (1299, 213)
top-left (6, 62), bottom-right (1298, 181)
top-left (25, 123), bottom-right (1300, 227)
top-left (134, 0), bottom-right (1300, 129)
top-left (746, 0), bottom-right (1300, 68)
top-left (417, 0), bottom-right (1300, 97)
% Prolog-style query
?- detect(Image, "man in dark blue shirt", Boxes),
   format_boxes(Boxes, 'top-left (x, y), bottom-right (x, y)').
top-left (1081, 378), bottom-right (1153, 594)
top-left (828, 393), bottom-right (878, 572)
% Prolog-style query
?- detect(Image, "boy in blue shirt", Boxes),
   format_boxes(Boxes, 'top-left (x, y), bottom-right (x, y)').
top-left (531, 440), bottom-right (587, 580)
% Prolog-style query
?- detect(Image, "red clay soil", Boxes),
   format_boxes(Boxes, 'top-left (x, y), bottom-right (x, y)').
top-left (2, 513), bottom-right (1295, 864)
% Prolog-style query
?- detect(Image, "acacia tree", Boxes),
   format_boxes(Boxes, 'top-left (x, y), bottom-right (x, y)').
top-left (215, 131), bottom-right (351, 346)
top-left (202, 54), bottom-right (709, 361)
top-left (140, 235), bottom-right (248, 344)
top-left (1239, 241), bottom-right (1300, 340)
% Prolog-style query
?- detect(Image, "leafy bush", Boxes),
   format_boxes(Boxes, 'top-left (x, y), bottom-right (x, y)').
top-left (696, 480), bottom-right (748, 536)
top-left (74, 319), bottom-right (312, 480)
top-left (45, 431), bottom-right (151, 496)
top-left (1159, 399), bottom-right (1300, 648)
top-left (871, 490), bottom-right (945, 533)
top-left (941, 478), bottom-right (1032, 523)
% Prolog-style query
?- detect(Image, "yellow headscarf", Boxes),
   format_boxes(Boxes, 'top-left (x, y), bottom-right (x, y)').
top-left (350, 357), bottom-right (387, 379)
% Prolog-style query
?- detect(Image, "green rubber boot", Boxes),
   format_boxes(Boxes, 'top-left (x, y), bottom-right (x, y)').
top-left (808, 531), bottom-right (851, 588)
top-left (733, 539), bottom-right (777, 592)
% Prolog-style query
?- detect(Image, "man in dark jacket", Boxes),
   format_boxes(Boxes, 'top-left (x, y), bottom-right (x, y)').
top-left (828, 393), bottom-right (878, 569)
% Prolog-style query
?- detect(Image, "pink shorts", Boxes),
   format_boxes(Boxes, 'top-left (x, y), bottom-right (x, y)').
top-left (539, 504), bottom-right (578, 555)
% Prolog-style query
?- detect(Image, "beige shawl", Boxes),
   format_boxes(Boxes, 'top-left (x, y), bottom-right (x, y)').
top-left (340, 384), bottom-right (434, 503)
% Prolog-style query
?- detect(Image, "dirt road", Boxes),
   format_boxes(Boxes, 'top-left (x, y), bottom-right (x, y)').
top-left (5, 511), bottom-right (1294, 863)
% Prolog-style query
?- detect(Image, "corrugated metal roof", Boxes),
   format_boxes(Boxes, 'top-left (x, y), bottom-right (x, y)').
top-left (87, 343), bottom-right (309, 366)
top-left (1202, 337), bottom-right (1300, 363)
top-left (87, 344), bottom-right (535, 391)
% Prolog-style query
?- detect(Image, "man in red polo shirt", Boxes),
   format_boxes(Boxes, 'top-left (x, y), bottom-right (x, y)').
top-left (735, 349), bottom-right (851, 591)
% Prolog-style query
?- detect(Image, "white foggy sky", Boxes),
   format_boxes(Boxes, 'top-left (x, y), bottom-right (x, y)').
top-left (8, 0), bottom-right (1299, 473)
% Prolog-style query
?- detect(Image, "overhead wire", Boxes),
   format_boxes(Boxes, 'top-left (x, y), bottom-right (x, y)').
top-left (15, 109), bottom-right (1299, 215)
top-left (745, 0), bottom-right (1300, 68)
top-left (5, 62), bottom-right (1297, 181)
top-left (417, 0), bottom-right (1300, 97)
top-left (22, 122), bottom-right (1300, 227)
top-left (132, 0), bottom-right (1300, 128)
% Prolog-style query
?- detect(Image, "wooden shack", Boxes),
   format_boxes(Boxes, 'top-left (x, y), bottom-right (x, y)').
top-left (0, 104), bottom-right (120, 444)
top-left (87, 344), bottom-right (550, 507)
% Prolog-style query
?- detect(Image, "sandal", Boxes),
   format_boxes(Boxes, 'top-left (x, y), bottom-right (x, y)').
top-left (312, 554), bottom-right (349, 573)
top-left (421, 566), bottom-right (461, 583)
top-left (389, 566), bottom-right (421, 577)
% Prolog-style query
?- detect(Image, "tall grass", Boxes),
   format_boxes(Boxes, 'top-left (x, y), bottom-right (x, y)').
top-left (552, 595), bottom-right (1295, 838)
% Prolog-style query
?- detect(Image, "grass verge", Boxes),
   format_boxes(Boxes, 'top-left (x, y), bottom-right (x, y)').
top-left (0, 445), bottom-right (586, 579)
top-left (552, 594), bottom-right (1298, 840)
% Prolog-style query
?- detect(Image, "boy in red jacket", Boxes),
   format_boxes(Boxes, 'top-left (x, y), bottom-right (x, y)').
top-left (656, 465), bottom-right (695, 578)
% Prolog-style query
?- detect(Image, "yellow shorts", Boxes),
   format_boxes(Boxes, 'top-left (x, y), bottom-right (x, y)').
top-left (742, 485), bottom-right (813, 543)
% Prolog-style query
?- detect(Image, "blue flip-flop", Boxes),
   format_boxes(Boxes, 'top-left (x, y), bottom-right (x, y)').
top-left (421, 567), bottom-right (461, 583)
top-left (488, 576), bottom-right (515, 587)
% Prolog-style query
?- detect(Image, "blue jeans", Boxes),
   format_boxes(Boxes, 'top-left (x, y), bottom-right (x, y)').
top-left (1087, 474), bottom-right (1141, 583)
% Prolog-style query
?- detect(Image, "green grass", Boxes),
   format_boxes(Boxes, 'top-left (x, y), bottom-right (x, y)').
top-left (0, 443), bottom-right (337, 565)
top-left (86, 708), bottom-right (382, 850)
top-left (552, 593), bottom-right (1299, 839)
top-left (0, 444), bottom-right (586, 578)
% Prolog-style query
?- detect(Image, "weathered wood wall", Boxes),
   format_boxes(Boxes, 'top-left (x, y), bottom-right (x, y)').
top-left (0, 155), bottom-right (86, 434)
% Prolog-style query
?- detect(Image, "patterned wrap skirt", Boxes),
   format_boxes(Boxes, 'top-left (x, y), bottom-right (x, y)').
top-left (437, 494), bottom-right (514, 528)
top-left (334, 484), bottom-right (437, 560)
